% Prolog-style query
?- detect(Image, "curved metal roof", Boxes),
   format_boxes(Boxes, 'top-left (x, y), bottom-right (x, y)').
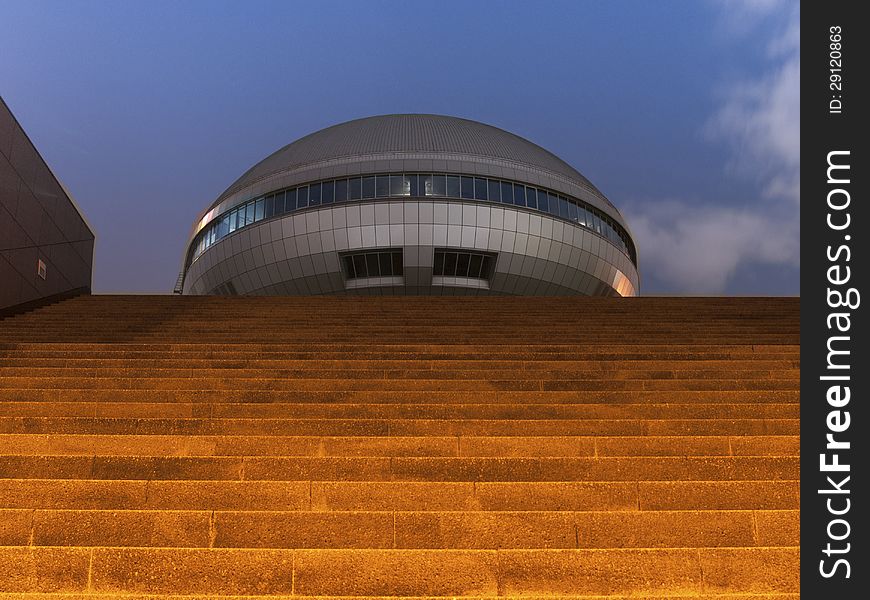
top-left (216, 114), bottom-right (600, 203)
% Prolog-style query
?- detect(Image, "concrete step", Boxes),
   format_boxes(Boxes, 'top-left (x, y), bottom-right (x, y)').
top-left (0, 345), bottom-right (802, 360)
top-left (0, 547), bottom-right (799, 595)
top-left (0, 366), bottom-right (801, 381)
top-left (0, 594), bottom-right (804, 600)
top-left (0, 455), bottom-right (799, 481)
top-left (0, 434), bottom-right (800, 457)
top-left (0, 388), bottom-right (802, 404)
top-left (0, 508), bottom-right (798, 549)
top-left (0, 357), bottom-right (801, 370)
top-left (0, 417), bottom-right (801, 436)
top-left (0, 402), bottom-right (800, 419)
top-left (0, 377), bottom-right (800, 391)
top-left (0, 480), bottom-right (801, 511)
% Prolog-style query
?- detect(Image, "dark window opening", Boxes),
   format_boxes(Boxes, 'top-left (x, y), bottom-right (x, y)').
top-left (342, 249), bottom-right (404, 279)
top-left (376, 175), bottom-right (390, 198)
top-left (362, 176), bottom-right (376, 199)
top-left (460, 176), bottom-right (474, 199)
top-left (335, 179), bottom-right (348, 202)
top-left (350, 178), bottom-right (362, 200)
top-left (446, 175), bottom-right (460, 198)
top-left (433, 249), bottom-right (497, 280)
top-left (321, 181), bottom-right (335, 204)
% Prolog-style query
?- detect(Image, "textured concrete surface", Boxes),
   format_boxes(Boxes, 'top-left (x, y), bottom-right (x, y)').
top-left (0, 295), bottom-right (799, 597)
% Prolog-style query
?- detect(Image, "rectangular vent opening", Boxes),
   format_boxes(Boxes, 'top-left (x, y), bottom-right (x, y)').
top-left (341, 249), bottom-right (403, 280)
top-left (433, 249), bottom-right (496, 281)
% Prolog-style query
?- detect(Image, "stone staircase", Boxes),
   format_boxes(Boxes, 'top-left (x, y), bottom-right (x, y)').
top-left (0, 295), bottom-right (799, 598)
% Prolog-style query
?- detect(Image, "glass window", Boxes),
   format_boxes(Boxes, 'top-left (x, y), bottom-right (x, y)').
top-left (343, 255), bottom-right (356, 278)
top-left (456, 252), bottom-right (470, 276)
top-left (362, 176), bottom-right (376, 199)
top-left (558, 195), bottom-right (569, 219)
top-left (228, 209), bottom-right (238, 233)
top-left (525, 187), bottom-right (537, 210)
top-left (536, 188), bottom-right (548, 213)
top-left (513, 184), bottom-right (526, 207)
top-left (487, 179), bottom-right (500, 202)
top-left (255, 198), bottom-right (265, 221)
top-left (567, 200), bottom-right (578, 222)
top-left (265, 195), bottom-right (274, 219)
top-left (431, 174), bottom-right (446, 196)
top-left (352, 254), bottom-right (367, 277)
top-left (468, 253), bottom-right (482, 278)
top-left (390, 175), bottom-right (409, 196)
top-left (408, 174), bottom-right (418, 197)
top-left (433, 250), bottom-right (445, 275)
top-left (297, 186), bottom-right (309, 209)
top-left (420, 174), bottom-right (433, 196)
top-left (481, 255), bottom-right (493, 278)
top-left (286, 188), bottom-right (297, 211)
top-left (376, 175), bottom-right (390, 198)
top-left (474, 178), bottom-right (488, 200)
top-left (274, 190), bottom-right (285, 215)
top-left (446, 175), bottom-right (461, 198)
top-left (218, 215), bottom-right (230, 238)
top-left (460, 176), bottom-right (474, 199)
top-left (245, 202), bottom-right (255, 225)
top-left (392, 251), bottom-right (402, 275)
top-left (335, 179), bottom-right (348, 203)
top-left (321, 181), bottom-right (335, 204)
top-left (365, 253), bottom-right (380, 276)
top-left (309, 183), bottom-right (321, 206)
top-left (349, 177), bottom-right (362, 200)
top-left (444, 252), bottom-right (458, 275)
top-left (577, 206), bottom-right (588, 227)
top-left (500, 182), bottom-right (513, 204)
top-left (547, 193), bottom-right (559, 217)
top-left (378, 252), bottom-right (392, 276)
top-left (593, 213), bottom-right (602, 234)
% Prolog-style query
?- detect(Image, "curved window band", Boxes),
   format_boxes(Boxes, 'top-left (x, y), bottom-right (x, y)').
top-left (186, 173), bottom-right (636, 271)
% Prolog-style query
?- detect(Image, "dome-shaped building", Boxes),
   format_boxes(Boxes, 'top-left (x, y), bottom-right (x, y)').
top-left (177, 114), bottom-right (639, 296)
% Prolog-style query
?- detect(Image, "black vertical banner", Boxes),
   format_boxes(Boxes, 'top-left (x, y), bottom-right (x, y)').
top-left (802, 1), bottom-right (868, 597)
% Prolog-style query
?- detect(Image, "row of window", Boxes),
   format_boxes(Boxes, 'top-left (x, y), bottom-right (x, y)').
top-left (433, 249), bottom-right (496, 280)
top-left (187, 173), bottom-right (635, 269)
top-left (341, 250), bottom-right (403, 279)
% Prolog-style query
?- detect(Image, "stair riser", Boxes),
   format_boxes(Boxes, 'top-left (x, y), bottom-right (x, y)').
top-left (0, 509), bottom-right (798, 549)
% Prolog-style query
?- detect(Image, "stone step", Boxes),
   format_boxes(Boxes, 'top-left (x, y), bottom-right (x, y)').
top-left (0, 377), bottom-right (800, 391)
top-left (0, 434), bottom-right (800, 457)
top-left (0, 508), bottom-right (799, 549)
top-left (0, 402), bottom-right (799, 419)
top-left (0, 357), bottom-right (801, 370)
top-left (0, 367), bottom-right (801, 380)
top-left (0, 417), bottom-right (801, 436)
top-left (0, 480), bottom-right (801, 511)
top-left (0, 547), bottom-right (799, 595)
top-left (0, 594), bottom-right (804, 600)
top-left (0, 455), bottom-right (799, 481)
top-left (0, 346), bottom-right (802, 360)
top-left (0, 388), bottom-right (802, 405)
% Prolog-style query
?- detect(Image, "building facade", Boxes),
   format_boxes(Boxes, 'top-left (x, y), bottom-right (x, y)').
top-left (178, 115), bottom-right (638, 296)
top-left (0, 97), bottom-right (94, 311)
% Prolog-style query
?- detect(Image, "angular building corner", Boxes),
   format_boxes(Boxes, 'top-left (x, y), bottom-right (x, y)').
top-left (0, 97), bottom-right (95, 312)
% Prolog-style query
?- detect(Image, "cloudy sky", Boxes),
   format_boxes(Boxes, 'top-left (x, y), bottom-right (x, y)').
top-left (1, 0), bottom-right (799, 295)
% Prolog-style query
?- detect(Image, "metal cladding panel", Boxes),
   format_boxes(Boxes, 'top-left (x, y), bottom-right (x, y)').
top-left (184, 201), bottom-right (638, 298)
top-left (0, 97), bottom-right (95, 310)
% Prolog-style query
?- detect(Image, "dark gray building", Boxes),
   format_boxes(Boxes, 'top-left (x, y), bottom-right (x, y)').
top-left (179, 115), bottom-right (638, 296)
top-left (0, 97), bottom-right (94, 311)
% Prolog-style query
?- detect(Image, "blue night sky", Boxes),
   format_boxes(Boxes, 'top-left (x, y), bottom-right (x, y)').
top-left (1, 0), bottom-right (799, 295)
